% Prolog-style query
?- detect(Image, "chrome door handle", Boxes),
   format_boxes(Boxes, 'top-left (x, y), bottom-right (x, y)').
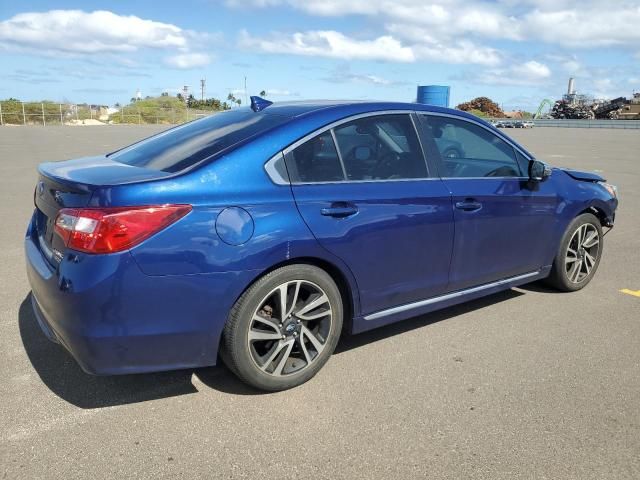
top-left (455, 201), bottom-right (482, 212)
top-left (321, 204), bottom-right (358, 218)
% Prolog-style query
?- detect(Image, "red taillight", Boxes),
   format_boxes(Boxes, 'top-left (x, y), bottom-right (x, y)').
top-left (54, 205), bottom-right (192, 254)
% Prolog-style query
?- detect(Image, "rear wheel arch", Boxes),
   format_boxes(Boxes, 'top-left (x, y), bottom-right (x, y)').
top-left (262, 257), bottom-right (356, 333)
top-left (219, 261), bottom-right (348, 390)
top-left (219, 256), bottom-right (358, 353)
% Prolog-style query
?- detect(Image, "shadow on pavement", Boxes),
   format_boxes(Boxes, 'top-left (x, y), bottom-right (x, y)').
top-left (335, 288), bottom-right (523, 354)
top-left (516, 280), bottom-right (564, 294)
top-left (20, 288), bottom-right (525, 408)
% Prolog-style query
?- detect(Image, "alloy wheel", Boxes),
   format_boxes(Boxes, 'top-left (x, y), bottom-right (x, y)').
top-left (247, 280), bottom-right (333, 376)
top-left (565, 223), bottom-right (600, 284)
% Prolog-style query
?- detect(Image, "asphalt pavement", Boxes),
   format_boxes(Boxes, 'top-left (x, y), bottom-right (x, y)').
top-left (1, 125), bottom-right (638, 479)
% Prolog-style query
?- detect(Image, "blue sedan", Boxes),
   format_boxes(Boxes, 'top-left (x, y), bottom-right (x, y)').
top-left (25, 98), bottom-right (618, 390)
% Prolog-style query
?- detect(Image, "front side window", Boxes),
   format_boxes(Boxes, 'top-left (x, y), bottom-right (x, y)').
top-left (333, 114), bottom-right (427, 180)
top-left (422, 115), bottom-right (522, 178)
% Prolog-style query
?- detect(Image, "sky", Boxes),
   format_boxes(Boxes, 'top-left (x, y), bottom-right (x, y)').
top-left (0, 0), bottom-right (639, 110)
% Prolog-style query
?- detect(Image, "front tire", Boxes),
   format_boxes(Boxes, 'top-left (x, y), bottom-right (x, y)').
top-left (221, 264), bottom-right (343, 391)
top-left (545, 213), bottom-right (603, 292)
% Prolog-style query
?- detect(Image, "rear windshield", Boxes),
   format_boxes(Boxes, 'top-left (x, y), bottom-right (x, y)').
top-left (110, 109), bottom-right (288, 173)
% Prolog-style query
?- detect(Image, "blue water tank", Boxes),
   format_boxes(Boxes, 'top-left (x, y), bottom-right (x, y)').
top-left (417, 85), bottom-right (450, 108)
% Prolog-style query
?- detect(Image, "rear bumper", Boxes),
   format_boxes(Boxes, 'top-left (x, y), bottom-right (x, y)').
top-left (25, 213), bottom-right (259, 375)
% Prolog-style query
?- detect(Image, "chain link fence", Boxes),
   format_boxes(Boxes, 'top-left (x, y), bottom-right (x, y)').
top-left (0, 101), bottom-right (216, 126)
top-left (4, 101), bottom-right (640, 129)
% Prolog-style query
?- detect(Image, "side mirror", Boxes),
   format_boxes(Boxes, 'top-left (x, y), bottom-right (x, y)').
top-left (528, 159), bottom-right (552, 182)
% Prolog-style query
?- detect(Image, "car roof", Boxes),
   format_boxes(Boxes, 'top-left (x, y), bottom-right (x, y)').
top-left (229, 100), bottom-right (535, 162)
top-left (262, 100), bottom-right (478, 122)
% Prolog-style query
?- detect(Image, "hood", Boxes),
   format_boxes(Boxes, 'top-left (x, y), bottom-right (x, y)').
top-left (559, 168), bottom-right (605, 183)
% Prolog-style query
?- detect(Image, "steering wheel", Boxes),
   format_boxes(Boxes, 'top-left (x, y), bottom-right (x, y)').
top-left (485, 166), bottom-right (518, 177)
top-left (371, 151), bottom-right (400, 179)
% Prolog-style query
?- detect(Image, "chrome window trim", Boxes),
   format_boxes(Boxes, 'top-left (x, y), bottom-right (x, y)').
top-left (283, 110), bottom-right (434, 185)
top-left (282, 110), bottom-right (412, 156)
top-left (364, 270), bottom-right (540, 321)
top-left (419, 111), bottom-right (533, 162)
top-left (278, 177), bottom-right (442, 186)
top-left (271, 109), bottom-right (534, 185)
top-left (264, 152), bottom-right (290, 185)
top-left (440, 176), bottom-right (530, 180)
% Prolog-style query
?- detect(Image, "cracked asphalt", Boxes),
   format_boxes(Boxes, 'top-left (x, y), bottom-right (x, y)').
top-left (1, 125), bottom-right (638, 479)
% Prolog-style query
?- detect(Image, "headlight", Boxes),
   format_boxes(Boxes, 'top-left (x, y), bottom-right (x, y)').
top-left (599, 181), bottom-right (618, 198)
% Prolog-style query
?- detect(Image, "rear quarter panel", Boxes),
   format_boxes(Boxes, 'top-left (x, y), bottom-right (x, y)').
top-left (89, 133), bottom-right (362, 313)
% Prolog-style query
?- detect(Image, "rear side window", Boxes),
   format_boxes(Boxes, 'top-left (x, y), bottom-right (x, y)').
top-left (333, 115), bottom-right (427, 180)
top-left (110, 110), bottom-right (288, 173)
top-left (422, 115), bottom-right (522, 178)
top-left (286, 113), bottom-right (427, 183)
top-left (287, 132), bottom-right (345, 183)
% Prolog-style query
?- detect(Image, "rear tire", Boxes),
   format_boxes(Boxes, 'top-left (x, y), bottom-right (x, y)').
top-left (221, 264), bottom-right (343, 391)
top-left (545, 213), bottom-right (603, 292)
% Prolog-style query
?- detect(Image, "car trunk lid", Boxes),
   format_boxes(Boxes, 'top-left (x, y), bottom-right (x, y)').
top-left (33, 156), bottom-right (173, 264)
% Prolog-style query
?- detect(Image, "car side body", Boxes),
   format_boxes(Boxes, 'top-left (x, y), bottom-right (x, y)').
top-left (25, 100), bottom-right (618, 379)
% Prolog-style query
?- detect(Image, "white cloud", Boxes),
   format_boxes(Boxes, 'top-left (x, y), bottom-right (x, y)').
top-left (410, 39), bottom-right (501, 66)
top-left (475, 60), bottom-right (552, 86)
top-left (233, 0), bottom-right (640, 49)
top-left (164, 53), bottom-right (211, 69)
top-left (239, 28), bottom-right (502, 66)
top-left (323, 66), bottom-right (401, 85)
top-left (517, 60), bottom-right (552, 79)
top-left (523, 5), bottom-right (640, 48)
top-left (239, 29), bottom-right (415, 62)
top-left (0, 10), bottom-right (188, 54)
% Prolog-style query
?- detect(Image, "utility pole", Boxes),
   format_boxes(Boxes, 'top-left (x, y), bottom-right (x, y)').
top-left (200, 78), bottom-right (206, 101)
top-left (244, 76), bottom-right (248, 105)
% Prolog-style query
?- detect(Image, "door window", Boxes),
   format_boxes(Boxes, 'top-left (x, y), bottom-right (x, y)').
top-left (287, 131), bottom-right (345, 183)
top-left (333, 115), bottom-right (428, 180)
top-left (422, 115), bottom-right (522, 178)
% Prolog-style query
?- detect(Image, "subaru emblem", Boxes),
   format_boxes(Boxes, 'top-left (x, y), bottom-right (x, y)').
top-left (285, 323), bottom-right (296, 333)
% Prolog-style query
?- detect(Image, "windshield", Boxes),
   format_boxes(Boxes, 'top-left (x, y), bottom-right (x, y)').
top-left (110, 109), bottom-right (288, 173)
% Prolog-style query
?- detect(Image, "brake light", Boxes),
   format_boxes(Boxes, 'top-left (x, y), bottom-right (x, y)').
top-left (54, 205), bottom-right (192, 254)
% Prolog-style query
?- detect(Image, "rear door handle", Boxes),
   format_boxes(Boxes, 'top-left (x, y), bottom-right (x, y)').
top-left (321, 203), bottom-right (358, 218)
top-left (455, 200), bottom-right (482, 212)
